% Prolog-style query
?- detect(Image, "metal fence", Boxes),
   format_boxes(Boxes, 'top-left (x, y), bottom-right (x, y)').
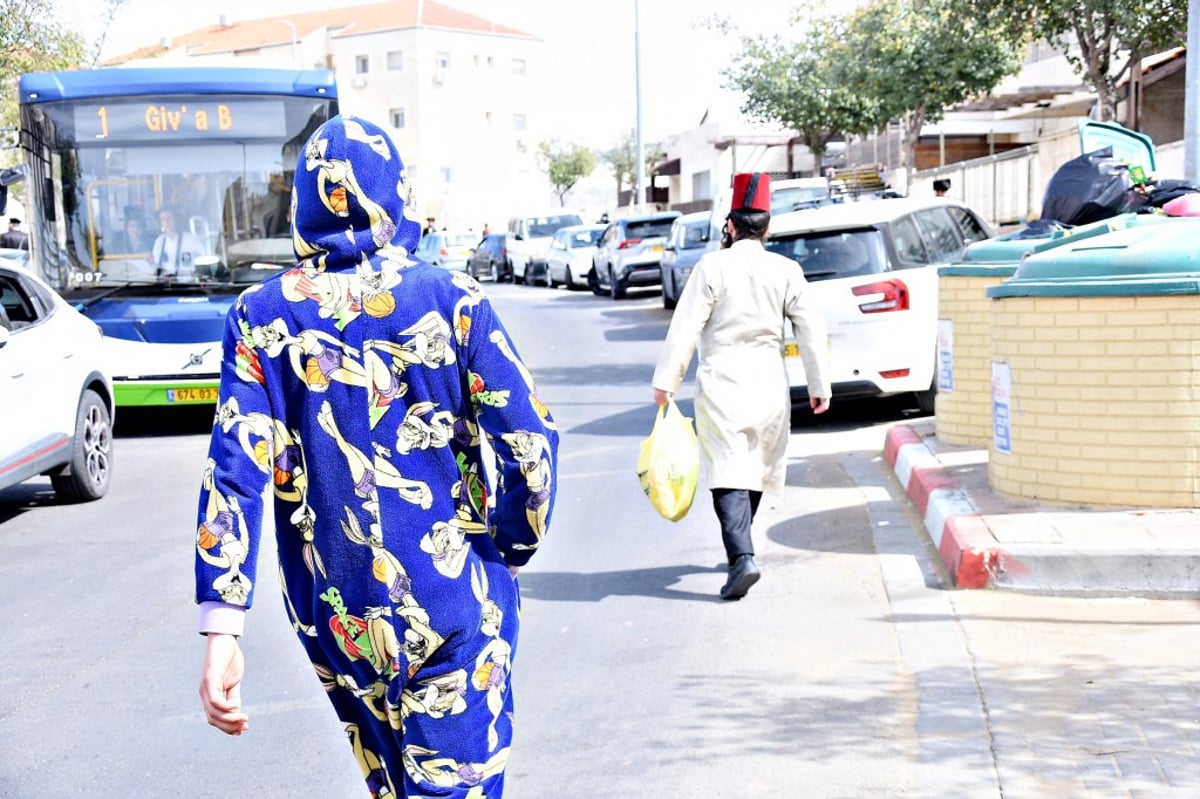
top-left (908, 145), bottom-right (1042, 229)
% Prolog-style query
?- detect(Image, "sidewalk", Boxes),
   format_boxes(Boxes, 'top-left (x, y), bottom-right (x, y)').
top-left (883, 417), bottom-right (1200, 597)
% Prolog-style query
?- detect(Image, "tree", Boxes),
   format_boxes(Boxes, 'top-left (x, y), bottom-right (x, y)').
top-left (720, 7), bottom-right (880, 164)
top-left (0, 0), bottom-right (87, 166)
top-left (1027, 0), bottom-right (1186, 122)
top-left (536, 140), bottom-right (596, 207)
top-left (838, 0), bottom-right (1029, 181)
top-left (89, 0), bottom-right (132, 67)
top-left (599, 128), bottom-right (664, 204)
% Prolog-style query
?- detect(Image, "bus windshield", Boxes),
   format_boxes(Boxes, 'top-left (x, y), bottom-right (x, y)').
top-left (19, 72), bottom-right (337, 295)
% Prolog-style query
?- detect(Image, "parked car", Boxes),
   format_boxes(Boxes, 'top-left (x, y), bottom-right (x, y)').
top-left (659, 211), bottom-right (713, 309)
top-left (769, 176), bottom-right (833, 213)
top-left (540, 224), bottom-right (605, 289)
top-left (505, 212), bottom-right (584, 284)
top-left (414, 230), bottom-right (477, 272)
top-left (589, 211), bottom-right (681, 299)
top-left (467, 233), bottom-right (509, 281)
top-left (0, 261), bottom-right (114, 501)
top-left (765, 197), bottom-right (993, 413)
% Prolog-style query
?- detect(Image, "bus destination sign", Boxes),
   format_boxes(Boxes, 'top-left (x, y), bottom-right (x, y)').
top-left (73, 99), bottom-right (287, 141)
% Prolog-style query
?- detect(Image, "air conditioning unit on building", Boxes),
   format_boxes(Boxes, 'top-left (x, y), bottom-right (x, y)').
top-left (351, 74), bottom-right (367, 88)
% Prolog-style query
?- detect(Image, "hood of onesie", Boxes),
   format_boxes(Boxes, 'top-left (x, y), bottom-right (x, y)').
top-left (290, 114), bottom-right (423, 271)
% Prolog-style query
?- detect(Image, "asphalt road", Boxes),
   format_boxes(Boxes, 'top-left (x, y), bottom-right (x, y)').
top-left (3, 280), bottom-right (1197, 798)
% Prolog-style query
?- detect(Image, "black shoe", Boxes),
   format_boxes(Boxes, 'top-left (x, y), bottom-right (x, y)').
top-left (719, 555), bottom-right (761, 600)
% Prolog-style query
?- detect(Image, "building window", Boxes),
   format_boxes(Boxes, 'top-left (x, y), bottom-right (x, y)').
top-left (390, 108), bottom-right (405, 129)
top-left (441, 167), bottom-right (453, 183)
top-left (511, 58), bottom-right (526, 75)
top-left (486, 55), bottom-right (494, 67)
top-left (435, 51), bottom-right (450, 69)
top-left (387, 50), bottom-right (403, 70)
top-left (692, 171), bottom-right (711, 201)
top-left (355, 55), bottom-right (369, 74)
top-left (512, 113), bottom-right (527, 131)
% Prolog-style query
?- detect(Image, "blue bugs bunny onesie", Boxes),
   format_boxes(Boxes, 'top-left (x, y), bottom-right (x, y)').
top-left (194, 114), bottom-right (558, 797)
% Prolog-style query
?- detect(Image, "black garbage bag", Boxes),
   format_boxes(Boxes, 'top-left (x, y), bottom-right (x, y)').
top-left (1040, 147), bottom-right (1138, 226)
top-left (1144, 178), bottom-right (1200, 207)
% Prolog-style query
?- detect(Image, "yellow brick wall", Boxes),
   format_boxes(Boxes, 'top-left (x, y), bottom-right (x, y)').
top-left (988, 294), bottom-right (1200, 508)
top-left (935, 275), bottom-right (1008, 446)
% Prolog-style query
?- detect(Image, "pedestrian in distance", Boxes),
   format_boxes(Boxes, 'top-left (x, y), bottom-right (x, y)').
top-left (423, 216), bottom-right (437, 236)
top-left (0, 217), bottom-right (28, 250)
top-left (111, 216), bottom-right (151, 255)
top-left (651, 172), bottom-right (831, 600)
top-left (933, 178), bottom-right (951, 197)
top-left (194, 114), bottom-right (559, 797)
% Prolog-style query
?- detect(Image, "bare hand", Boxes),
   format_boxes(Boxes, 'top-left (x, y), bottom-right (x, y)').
top-left (810, 396), bottom-right (831, 415)
top-left (653, 389), bottom-right (671, 407)
top-left (199, 633), bottom-right (249, 735)
top-left (509, 565), bottom-right (520, 578)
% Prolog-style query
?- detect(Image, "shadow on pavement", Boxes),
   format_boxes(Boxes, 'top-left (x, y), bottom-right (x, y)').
top-left (518, 562), bottom-right (727, 603)
top-left (564, 397), bottom-right (696, 438)
top-left (535, 362), bottom-right (656, 386)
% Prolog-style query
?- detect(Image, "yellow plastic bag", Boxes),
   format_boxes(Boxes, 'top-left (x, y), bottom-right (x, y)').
top-left (636, 400), bottom-right (700, 522)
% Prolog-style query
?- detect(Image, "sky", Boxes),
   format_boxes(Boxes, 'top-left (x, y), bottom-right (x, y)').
top-left (55, 0), bottom-right (806, 150)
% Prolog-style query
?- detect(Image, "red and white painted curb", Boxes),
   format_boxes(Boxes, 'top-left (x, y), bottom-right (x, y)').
top-left (883, 424), bottom-right (1005, 589)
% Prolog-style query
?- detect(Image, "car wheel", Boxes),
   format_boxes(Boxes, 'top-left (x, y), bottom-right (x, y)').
top-left (50, 388), bottom-right (113, 502)
top-left (490, 261), bottom-right (499, 282)
top-left (609, 267), bottom-right (626, 300)
top-left (662, 271), bottom-right (676, 309)
top-left (565, 266), bottom-right (578, 290)
top-left (588, 265), bottom-right (604, 296)
top-left (914, 377), bottom-right (938, 416)
top-left (545, 265), bottom-right (555, 288)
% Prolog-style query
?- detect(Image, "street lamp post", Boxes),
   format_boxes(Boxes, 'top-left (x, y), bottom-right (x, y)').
top-left (279, 19), bottom-right (298, 67)
top-left (634, 0), bottom-right (645, 214)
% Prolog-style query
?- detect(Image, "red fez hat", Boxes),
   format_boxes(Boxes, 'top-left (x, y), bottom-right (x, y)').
top-left (731, 172), bottom-right (771, 213)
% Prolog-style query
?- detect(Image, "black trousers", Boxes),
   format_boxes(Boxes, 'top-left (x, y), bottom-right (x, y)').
top-left (712, 488), bottom-right (763, 564)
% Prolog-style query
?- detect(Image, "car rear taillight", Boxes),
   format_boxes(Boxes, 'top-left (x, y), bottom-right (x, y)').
top-left (852, 279), bottom-right (909, 313)
top-left (617, 238), bottom-right (642, 249)
top-left (879, 369), bottom-right (911, 378)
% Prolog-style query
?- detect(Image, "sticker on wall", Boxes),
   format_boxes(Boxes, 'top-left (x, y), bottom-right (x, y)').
top-left (937, 319), bottom-right (954, 392)
top-left (991, 361), bottom-right (1012, 454)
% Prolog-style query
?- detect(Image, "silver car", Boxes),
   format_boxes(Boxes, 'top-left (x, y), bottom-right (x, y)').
top-left (541, 224), bottom-right (605, 289)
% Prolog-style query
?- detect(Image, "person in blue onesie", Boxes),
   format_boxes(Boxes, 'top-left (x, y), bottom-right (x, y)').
top-left (194, 114), bottom-right (558, 798)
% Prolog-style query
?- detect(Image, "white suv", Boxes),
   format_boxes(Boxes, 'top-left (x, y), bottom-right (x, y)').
top-left (765, 197), bottom-right (993, 413)
top-left (0, 261), bottom-right (115, 501)
top-left (505, 212), bottom-right (584, 284)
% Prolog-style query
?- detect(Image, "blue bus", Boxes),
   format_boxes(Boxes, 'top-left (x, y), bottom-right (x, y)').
top-left (16, 67), bottom-right (338, 407)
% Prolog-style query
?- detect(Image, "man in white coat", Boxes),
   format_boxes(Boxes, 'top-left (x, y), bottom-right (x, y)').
top-left (652, 172), bottom-right (831, 600)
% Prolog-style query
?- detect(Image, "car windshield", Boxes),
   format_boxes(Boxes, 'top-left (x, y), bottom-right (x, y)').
top-left (569, 229), bottom-right (602, 248)
top-left (771, 186), bottom-right (831, 213)
top-left (626, 219), bottom-right (675, 239)
top-left (765, 228), bottom-right (888, 281)
top-left (528, 215), bottom-right (583, 238)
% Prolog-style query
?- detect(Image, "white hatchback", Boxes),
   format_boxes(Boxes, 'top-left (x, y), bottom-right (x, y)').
top-left (0, 261), bottom-right (115, 501)
top-left (765, 198), bottom-right (993, 413)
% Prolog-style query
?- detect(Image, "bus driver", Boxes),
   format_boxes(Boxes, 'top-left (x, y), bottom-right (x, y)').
top-left (150, 206), bottom-right (207, 279)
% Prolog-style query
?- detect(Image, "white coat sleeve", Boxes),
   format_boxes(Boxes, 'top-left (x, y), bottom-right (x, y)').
top-left (785, 272), bottom-right (832, 399)
top-left (652, 257), bottom-right (716, 393)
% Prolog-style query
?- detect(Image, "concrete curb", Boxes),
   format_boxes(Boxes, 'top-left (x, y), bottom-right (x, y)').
top-left (882, 421), bottom-right (1200, 596)
top-left (883, 424), bottom-right (1002, 589)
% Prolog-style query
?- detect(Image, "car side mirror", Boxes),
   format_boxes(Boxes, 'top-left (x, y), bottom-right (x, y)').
top-left (514, 233), bottom-right (524, 241)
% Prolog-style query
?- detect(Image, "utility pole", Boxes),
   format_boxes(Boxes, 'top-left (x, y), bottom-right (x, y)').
top-left (634, 0), bottom-right (646, 213)
top-left (1185, 0), bottom-right (1199, 181)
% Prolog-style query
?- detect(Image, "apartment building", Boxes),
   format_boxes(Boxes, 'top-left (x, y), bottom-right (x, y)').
top-left (106, 0), bottom-right (551, 231)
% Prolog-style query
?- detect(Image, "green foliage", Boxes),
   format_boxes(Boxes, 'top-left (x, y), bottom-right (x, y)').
top-left (0, 0), bottom-right (88, 171)
top-left (599, 128), bottom-right (664, 199)
top-left (1027, 0), bottom-right (1186, 121)
top-left (721, 7), bottom-right (879, 158)
top-left (837, 0), bottom-right (1029, 173)
top-left (536, 140), bottom-right (597, 206)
